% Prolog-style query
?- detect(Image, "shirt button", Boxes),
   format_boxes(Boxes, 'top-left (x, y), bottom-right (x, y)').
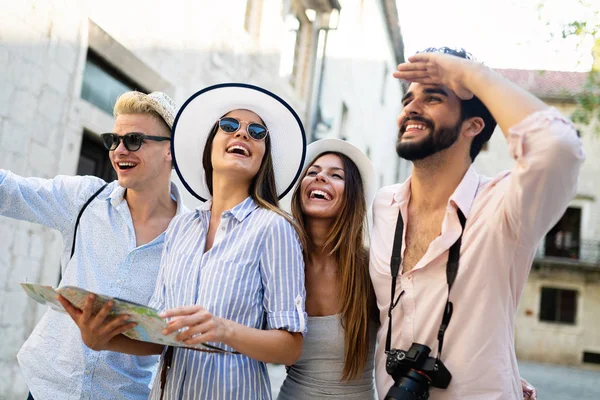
top-left (116, 279), bottom-right (121, 284)
top-left (221, 226), bottom-right (226, 231)
top-left (85, 370), bottom-right (91, 374)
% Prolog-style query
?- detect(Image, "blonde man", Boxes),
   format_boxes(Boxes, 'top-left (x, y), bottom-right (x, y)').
top-left (0, 91), bottom-right (186, 400)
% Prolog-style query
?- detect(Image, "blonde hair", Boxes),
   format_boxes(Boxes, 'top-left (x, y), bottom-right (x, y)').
top-left (113, 91), bottom-right (170, 136)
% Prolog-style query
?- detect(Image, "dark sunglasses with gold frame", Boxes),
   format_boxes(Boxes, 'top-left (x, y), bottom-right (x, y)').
top-left (101, 132), bottom-right (171, 152)
top-left (218, 117), bottom-right (268, 141)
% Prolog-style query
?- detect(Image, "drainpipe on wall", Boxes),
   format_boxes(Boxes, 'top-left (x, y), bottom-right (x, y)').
top-left (306, 5), bottom-right (340, 143)
top-left (310, 28), bottom-right (330, 143)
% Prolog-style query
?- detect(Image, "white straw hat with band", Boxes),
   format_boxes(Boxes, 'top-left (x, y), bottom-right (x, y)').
top-left (171, 83), bottom-right (307, 202)
top-left (145, 91), bottom-right (178, 129)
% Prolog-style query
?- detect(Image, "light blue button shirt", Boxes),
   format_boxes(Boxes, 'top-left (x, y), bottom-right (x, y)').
top-left (148, 197), bottom-right (306, 400)
top-left (0, 170), bottom-right (186, 400)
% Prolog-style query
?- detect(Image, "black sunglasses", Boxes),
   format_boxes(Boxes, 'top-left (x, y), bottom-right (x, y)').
top-left (218, 117), bottom-right (268, 141)
top-left (100, 132), bottom-right (170, 152)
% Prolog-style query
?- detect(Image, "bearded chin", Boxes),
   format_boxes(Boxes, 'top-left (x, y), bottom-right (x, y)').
top-left (396, 122), bottom-right (462, 161)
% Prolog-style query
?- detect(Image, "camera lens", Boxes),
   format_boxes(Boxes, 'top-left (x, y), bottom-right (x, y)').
top-left (384, 369), bottom-right (432, 400)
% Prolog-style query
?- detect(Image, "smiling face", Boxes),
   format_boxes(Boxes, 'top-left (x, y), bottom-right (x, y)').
top-left (210, 109), bottom-right (267, 185)
top-left (300, 153), bottom-right (346, 220)
top-left (109, 113), bottom-right (172, 190)
top-left (396, 83), bottom-right (464, 161)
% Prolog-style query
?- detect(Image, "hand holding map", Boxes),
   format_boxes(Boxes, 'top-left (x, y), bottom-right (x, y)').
top-left (21, 283), bottom-right (232, 353)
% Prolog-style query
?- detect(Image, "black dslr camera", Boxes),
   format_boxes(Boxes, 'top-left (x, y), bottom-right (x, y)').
top-left (384, 343), bottom-right (451, 400)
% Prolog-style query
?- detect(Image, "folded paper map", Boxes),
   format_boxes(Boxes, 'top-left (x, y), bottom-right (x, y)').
top-left (20, 282), bottom-right (232, 353)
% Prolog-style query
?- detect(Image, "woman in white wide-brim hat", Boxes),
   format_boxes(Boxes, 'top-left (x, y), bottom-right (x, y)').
top-left (67, 83), bottom-right (309, 399)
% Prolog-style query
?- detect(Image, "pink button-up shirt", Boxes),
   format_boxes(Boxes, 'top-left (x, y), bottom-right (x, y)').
top-left (370, 108), bottom-right (584, 400)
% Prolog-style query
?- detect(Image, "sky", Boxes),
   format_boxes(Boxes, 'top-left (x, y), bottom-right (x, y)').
top-left (396, 0), bottom-right (597, 71)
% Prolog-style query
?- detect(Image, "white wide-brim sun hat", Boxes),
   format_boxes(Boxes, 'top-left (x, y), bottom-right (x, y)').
top-left (304, 138), bottom-right (377, 207)
top-left (171, 83), bottom-right (307, 202)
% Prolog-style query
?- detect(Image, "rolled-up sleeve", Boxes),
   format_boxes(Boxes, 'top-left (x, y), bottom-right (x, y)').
top-left (502, 107), bottom-right (585, 245)
top-left (259, 215), bottom-right (307, 335)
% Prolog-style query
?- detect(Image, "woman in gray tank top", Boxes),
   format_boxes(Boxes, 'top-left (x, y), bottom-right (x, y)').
top-left (279, 139), bottom-right (379, 399)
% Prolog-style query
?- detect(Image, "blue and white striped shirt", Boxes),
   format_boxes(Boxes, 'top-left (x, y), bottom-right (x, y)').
top-left (0, 170), bottom-right (186, 400)
top-left (149, 197), bottom-right (306, 400)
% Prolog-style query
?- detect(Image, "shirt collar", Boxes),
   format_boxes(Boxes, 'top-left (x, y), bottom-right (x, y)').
top-left (108, 184), bottom-right (127, 206)
top-left (170, 183), bottom-right (187, 215)
top-left (108, 182), bottom-right (188, 214)
top-left (449, 165), bottom-right (479, 217)
top-left (391, 175), bottom-right (412, 207)
top-left (196, 196), bottom-right (259, 222)
top-left (391, 165), bottom-right (479, 217)
top-left (197, 199), bottom-right (212, 212)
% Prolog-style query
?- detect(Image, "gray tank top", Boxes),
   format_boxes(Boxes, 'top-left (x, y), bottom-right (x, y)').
top-left (277, 314), bottom-right (376, 399)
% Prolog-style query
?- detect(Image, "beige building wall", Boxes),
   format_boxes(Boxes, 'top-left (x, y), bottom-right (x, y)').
top-left (516, 267), bottom-right (600, 365)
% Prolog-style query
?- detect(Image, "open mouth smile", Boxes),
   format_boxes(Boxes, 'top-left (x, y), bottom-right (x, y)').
top-left (226, 144), bottom-right (251, 157)
top-left (404, 123), bottom-right (428, 131)
top-left (116, 161), bottom-right (138, 171)
top-left (309, 189), bottom-right (333, 201)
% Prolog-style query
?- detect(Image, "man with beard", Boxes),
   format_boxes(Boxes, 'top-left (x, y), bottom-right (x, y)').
top-left (369, 47), bottom-right (584, 399)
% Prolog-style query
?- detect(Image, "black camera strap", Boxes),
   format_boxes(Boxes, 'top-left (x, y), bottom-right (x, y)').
top-left (385, 210), bottom-right (406, 353)
top-left (70, 183), bottom-right (109, 260)
top-left (58, 183), bottom-right (109, 285)
top-left (385, 207), bottom-right (467, 362)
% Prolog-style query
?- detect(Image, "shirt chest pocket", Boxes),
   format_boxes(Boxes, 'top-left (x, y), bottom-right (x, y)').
top-left (194, 258), bottom-right (263, 317)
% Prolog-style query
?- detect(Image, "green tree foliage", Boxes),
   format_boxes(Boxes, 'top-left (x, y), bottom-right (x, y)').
top-left (552, 0), bottom-right (600, 128)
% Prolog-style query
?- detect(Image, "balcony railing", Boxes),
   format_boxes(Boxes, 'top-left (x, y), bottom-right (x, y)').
top-left (535, 239), bottom-right (600, 267)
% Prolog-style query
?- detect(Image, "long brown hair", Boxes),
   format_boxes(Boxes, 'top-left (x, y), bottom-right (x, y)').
top-left (291, 151), bottom-right (377, 381)
top-left (201, 112), bottom-right (297, 226)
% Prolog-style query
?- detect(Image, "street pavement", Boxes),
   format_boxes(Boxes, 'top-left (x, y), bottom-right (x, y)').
top-left (268, 361), bottom-right (600, 399)
top-left (267, 363), bottom-right (285, 399)
top-left (519, 361), bottom-right (600, 400)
